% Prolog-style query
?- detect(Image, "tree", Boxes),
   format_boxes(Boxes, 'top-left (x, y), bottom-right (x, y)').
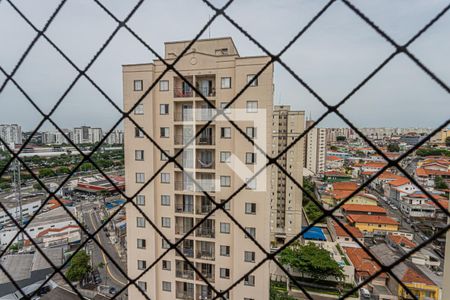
top-left (435, 176), bottom-right (448, 190)
top-left (66, 250), bottom-right (91, 282)
top-left (330, 145), bottom-right (338, 151)
top-left (270, 286), bottom-right (296, 300)
top-left (336, 136), bottom-right (346, 142)
top-left (302, 177), bottom-right (316, 205)
top-left (304, 202), bottom-right (322, 223)
top-left (38, 168), bottom-right (56, 178)
top-left (80, 162), bottom-right (94, 172)
top-left (446, 136), bottom-right (450, 147)
top-left (279, 242), bottom-right (345, 282)
top-left (387, 143), bottom-right (400, 152)
top-left (33, 183), bottom-right (43, 190)
top-left (56, 166), bottom-right (71, 175)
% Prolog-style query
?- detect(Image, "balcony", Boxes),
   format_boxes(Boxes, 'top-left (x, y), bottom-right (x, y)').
top-left (175, 181), bottom-right (194, 192)
top-left (174, 110), bottom-right (194, 122)
top-left (176, 239), bottom-right (194, 258)
top-left (196, 219), bottom-right (215, 238)
top-left (196, 241), bottom-right (215, 261)
top-left (174, 76), bottom-right (194, 98)
top-left (196, 263), bottom-right (215, 283)
top-left (175, 217), bottom-right (194, 235)
top-left (196, 150), bottom-right (215, 169)
top-left (195, 108), bottom-right (215, 122)
top-left (196, 196), bottom-right (214, 215)
top-left (175, 195), bottom-right (194, 214)
top-left (195, 75), bottom-right (216, 98)
top-left (176, 282), bottom-right (194, 300)
top-left (196, 285), bottom-right (213, 300)
top-left (176, 260), bottom-right (194, 280)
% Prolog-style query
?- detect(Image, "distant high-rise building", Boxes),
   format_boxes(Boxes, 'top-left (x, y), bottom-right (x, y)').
top-left (270, 105), bottom-right (304, 245)
top-left (304, 120), bottom-right (326, 175)
top-left (123, 37), bottom-right (273, 300)
top-left (105, 129), bottom-right (124, 145)
top-left (41, 129), bottom-right (71, 145)
top-left (0, 124), bottom-right (22, 146)
top-left (73, 126), bottom-right (103, 144)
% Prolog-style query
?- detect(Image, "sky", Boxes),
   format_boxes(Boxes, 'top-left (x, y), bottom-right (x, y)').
top-left (0, 0), bottom-right (449, 132)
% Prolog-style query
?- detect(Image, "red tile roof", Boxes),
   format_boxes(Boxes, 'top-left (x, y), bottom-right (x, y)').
top-left (387, 234), bottom-right (416, 249)
top-left (402, 267), bottom-right (434, 285)
top-left (387, 177), bottom-right (411, 187)
top-left (333, 222), bottom-right (363, 239)
top-left (347, 214), bottom-right (399, 226)
top-left (342, 204), bottom-right (386, 214)
top-left (344, 247), bottom-right (387, 278)
top-left (416, 167), bottom-right (450, 177)
top-left (327, 155), bottom-right (344, 161)
top-left (361, 162), bottom-right (387, 168)
top-left (333, 181), bottom-right (359, 191)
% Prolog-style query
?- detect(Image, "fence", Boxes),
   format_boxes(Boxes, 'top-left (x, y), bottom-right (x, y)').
top-left (0, 0), bottom-right (449, 299)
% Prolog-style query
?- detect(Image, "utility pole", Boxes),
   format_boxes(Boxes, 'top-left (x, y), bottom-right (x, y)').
top-left (13, 159), bottom-right (23, 249)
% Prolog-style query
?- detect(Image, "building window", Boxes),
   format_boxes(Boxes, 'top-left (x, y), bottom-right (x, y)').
top-left (162, 239), bottom-right (170, 249)
top-left (137, 281), bottom-right (147, 292)
top-left (220, 176), bottom-right (231, 187)
top-left (244, 251), bottom-right (255, 263)
top-left (137, 260), bottom-right (146, 270)
top-left (161, 195), bottom-right (170, 206)
top-left (220, 245), bottom-right (230, 256)
top-left (221, 199), bottom-right (230, 210)
top-left (159, 103), bottom-right (169, 115)
top-left (220, 268), bottom-right (230, 279)
top-left (247, 74), bottom-right (258, 87)
top-left (245, 152), bottom-right (256, 164)
top-left (160, 127), bottom-right (170, 138)
top-left (161, 173), bottom-right (170, 183)
top-left (160, 80), bottom-right (169, 91)
top-left (245, 227), bottom-right (256, 239)
top-left (136, 195), bottom-right (145, 206)
top-left (135, 127), bottom-right (144, 138)
top-left (136, 172), bottom-right (145, 183)
top-left (220, 222), bottom-right (230, 234)
top-left (134, 103), bottom-right (144, 115)
top-left (244, 275), bottom-right (255, 286)
top-left (246, 101), bottom-right (258, 113)
top-left (134, 79), bottom-right (143, 91)
top-left (161, 217), bottom-right (171, 228)
top-left (220, 102), bottom-right (231, 114)
top-left (246, 127), bottom-right (256, 139)
top-left (221, 77), bottom-right (231, 89)
top-left (220, 151), bottom-right (231, 163)
top-left (135, 150), bottom-right (144, 161)
top-left (162, 260), bottom-right (171, 270)
top-left (160, 150), bottom-right (170, 161)
top-left (245, 203), bottom-right (256, 214)
top-left (162, 281), bottom-right (171, 292)
top-left (137, 239), bottom-right (146, 249)
top-left (220, 127), bottom-right (231, 138)
top-left (136, 217), bottom-right (145, 228)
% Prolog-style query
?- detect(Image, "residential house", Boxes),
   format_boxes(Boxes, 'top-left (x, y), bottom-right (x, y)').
top-left (347, 215), bottom-right (399, 235)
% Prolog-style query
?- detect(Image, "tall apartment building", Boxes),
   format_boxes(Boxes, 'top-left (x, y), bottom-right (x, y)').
top-left (270, 105), bottom-right (304, 245)
top-left (304, 120), bottom-right (326, 175)
top-left (42, 129), bottom-right (71, 145)
top-left (73, 126), bottom-right (103, 144)
top-left (123, 37), bottom-right (273, 300)
top-left (105, 129), bottom-right (124, 145)
top-left (0, 124), bottom-right (22, 146)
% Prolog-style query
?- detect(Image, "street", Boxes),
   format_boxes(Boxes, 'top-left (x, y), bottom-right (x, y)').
top-left (82, 201), bottom-right (128, 298)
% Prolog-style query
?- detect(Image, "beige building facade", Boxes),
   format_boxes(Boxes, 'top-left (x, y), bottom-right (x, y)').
top-left (304, 120), bottom-right (326, 175)
top-left (270, 105), bottom-right (304, 245)
top-left (443, 206), bottom-right (450, 299)
top-left (123, 37), bottom-right (273, 300)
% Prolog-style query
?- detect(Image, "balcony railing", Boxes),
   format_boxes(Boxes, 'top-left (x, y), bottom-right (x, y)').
top-left (175, 181), bottom-right (194, 192)
top-left (196, 227), bottom-right (215, 238)
top-left (176, 291), bottom-right (194, 300)
top-left (174, 87), bottom-right (193, 98)
top-left (195, 87), bottom-right (216, 98)
top-left (174, 111), bottom-right (194, 122)
top-left (196, 204), bottom-right (213, 215)
top-left (196, 250), bottom-right (215, 261)
top-left (176, 269), bottom-right (194, 280)
top-left (175, 203), bottom-right (194, 214)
